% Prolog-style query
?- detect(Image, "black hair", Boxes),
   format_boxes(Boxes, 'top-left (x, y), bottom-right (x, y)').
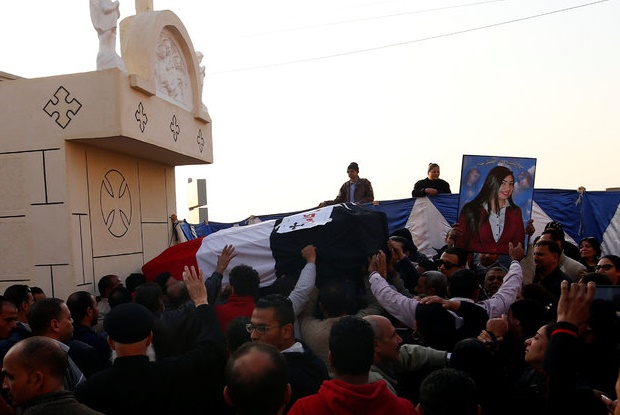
top-left (318, 279), bottom-right (351, 318)
top-left (579, 237), bottom-right (602, 258)
top-left (154, 272), bottom-right (173, 293)
top-left (226, 316), bottom-right (251, 354)
top-left (229, 265), bottom-right (260, 298)
top-left (28, 298), bottom-right (64, 336)
top-left (460, 166), bottom-right (518, 243)
top-left (98, 275), bottom-right (119, 297)
top-left (418, 258), bottom-right (438, 272)
top-left (419, 368), bottom-right (479, 415)
top-left (30, 287), bottom-right (44, 296)
top-left (255, 294), bottom-right (294, 326)
top-left (600, 254), bottom-right (620, 269)
top-left (509, 299), bottom-right (547, 339)
top-left (443, 247), bottom-right (468, 266)
top-left (125, 273), bottom-right (147, 294)
top-left (329, 316), bottom-right (374, 376)
top-left (534, 239), bottom-right (562, 256)
top-left (134, 282), bottom-right (164, 314)
top-left (66, 291), bottom-right (94, 323)
top-left (4, 285), bottom-right (31, 309)
top-left (448, 269), bottom-right (479, 299)
top-left (541, 228), bottom-right (565, 244)
top-left (109, 286), bottom-right (133, 308)
top-left (0, 295), bottom-right (13, 311)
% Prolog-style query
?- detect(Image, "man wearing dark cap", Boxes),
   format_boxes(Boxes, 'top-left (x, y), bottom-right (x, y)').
top-left (319, 162), bottom-right (374, 207)
top-left (75, 265), bottom-right (228, 415)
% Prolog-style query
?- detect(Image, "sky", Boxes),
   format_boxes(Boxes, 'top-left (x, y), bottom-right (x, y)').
top-left (2, 0), bottom-right (619, 222)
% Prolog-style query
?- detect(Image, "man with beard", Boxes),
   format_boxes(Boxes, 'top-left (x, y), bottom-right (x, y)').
top-left (66, 291), bottom-right (111, 372)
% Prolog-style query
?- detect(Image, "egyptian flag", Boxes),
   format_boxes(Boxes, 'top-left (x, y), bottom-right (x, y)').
top-left (142, 204), bottom-right (388, 287)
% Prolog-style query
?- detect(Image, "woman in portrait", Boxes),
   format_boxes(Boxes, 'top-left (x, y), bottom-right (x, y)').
top-left (456, 166), bottom-right (525, 254)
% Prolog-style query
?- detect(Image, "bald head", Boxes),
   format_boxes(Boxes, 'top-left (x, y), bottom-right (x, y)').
top-left (363, 315), bottom-right (390, 338)
top-left (363, 315), bottom-right (403, 364)
top-left (2, 336), bottom-right (68, 406)
top-left (224, 342), bottom-right (290, 415)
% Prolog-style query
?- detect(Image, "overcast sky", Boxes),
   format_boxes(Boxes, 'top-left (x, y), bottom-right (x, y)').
top-left (3, 0), bottom-right (619, 222)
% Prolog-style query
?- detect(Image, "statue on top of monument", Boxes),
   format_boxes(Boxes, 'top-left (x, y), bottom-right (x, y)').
top-left (90, 0), bottom-right (127, 71)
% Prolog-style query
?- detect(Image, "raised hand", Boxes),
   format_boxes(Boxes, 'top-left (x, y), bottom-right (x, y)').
top-left (556, 281), bottom-right (595, 326)
top-left (301, 245), bottom-right (317, 264)
top-left (368, 250), bottom-right (387, 278)
top-left (509, 242), bottom-right (525, 262)
top-left (183, 265), bottom-right (208, 306)
top-left (215, 244), bottom-right (237, 274)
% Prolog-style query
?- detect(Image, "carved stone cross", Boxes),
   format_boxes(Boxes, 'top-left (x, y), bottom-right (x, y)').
top-left (135, 0), bottom-right (153, 13)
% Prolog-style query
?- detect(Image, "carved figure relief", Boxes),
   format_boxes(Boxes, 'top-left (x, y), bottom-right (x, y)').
top-left (155, 31), bottom-right (191, 108)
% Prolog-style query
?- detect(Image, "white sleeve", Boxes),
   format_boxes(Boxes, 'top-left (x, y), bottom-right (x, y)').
top-left (369, 272), bottom-right (419, 328)
top-left (478, 260), bottom-right (523, 318)
top-left (289, 263), bottom-right (316, 316)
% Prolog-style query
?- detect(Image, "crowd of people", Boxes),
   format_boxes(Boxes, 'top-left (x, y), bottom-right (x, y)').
top-left (0, 162), bottom-right (618, 415)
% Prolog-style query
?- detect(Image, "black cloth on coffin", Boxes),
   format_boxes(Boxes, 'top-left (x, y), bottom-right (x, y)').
top-left (270, 203), bottom-right (389, 286)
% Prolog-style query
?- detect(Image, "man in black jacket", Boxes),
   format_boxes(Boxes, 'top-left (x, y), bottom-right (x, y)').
top-left (66, 291), bottom-right (111, 372)
top-left (75, 265), bottom-right (228, 415)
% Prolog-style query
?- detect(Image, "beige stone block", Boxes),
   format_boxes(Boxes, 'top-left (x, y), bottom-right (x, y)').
top-left (0, 155), bottom-right (30, 212)
top-left (65, 143), bottom-right (90, 213)
top-left (0, 217), bottom-right (32, 281)
top-left (30, 204), bottom-right (70, 265)
top-left (142, 223), bottom-right (170, 264)
top-left (139, 161), bottom-right (169, 221)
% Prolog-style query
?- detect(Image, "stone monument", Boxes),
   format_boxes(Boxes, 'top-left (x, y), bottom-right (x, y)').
top-left (0, 1), bottom-right (212, 299)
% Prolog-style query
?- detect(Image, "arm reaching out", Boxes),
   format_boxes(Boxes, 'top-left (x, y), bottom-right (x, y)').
top-left (289, 245), bottom-right (317, 316)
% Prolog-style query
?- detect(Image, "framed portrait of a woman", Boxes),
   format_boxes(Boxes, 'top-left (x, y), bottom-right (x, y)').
top-left (455, 155), bottom-right (536, 255)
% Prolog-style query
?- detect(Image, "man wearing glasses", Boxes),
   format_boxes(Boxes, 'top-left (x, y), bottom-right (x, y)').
top-left (437, 248), bottom-right (467, 278)
top-left (247, 294), bottom-right (329, 411)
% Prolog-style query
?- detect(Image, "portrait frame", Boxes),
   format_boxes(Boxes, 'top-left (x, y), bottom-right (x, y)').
top-left (455, 155), bottom-right (536, 254)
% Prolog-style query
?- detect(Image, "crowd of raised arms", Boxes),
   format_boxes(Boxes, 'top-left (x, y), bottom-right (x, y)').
top-left (0, 164), bottom-right (618, 415)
